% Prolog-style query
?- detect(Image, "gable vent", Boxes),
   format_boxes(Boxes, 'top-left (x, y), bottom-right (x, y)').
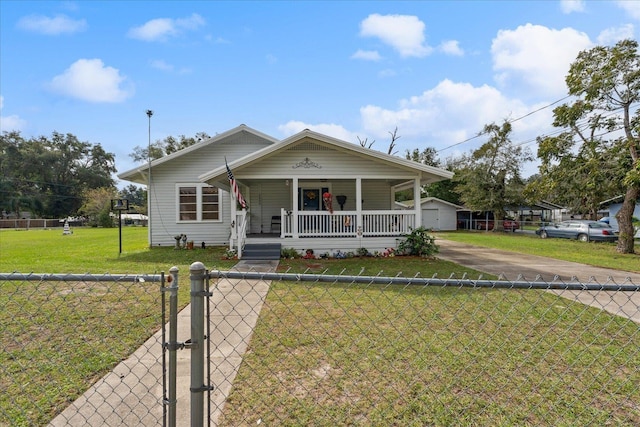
top-left (290, 141), bottom-right (331, 151)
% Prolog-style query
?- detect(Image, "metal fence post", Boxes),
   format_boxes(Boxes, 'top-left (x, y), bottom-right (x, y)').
top-left (167, 266), bottom-right (179, 427)
top-left (190, 262), bottom-right (207, 427)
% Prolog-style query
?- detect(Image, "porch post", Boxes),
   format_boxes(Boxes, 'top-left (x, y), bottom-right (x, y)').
top-left (292, 177), bottom-right (299, 238)
top-left (356, 178), bottom-right (362, 234)
top-left (414, 177), bottom-right (421, 229)
top-left (229, 191), bottom-right (237, 250)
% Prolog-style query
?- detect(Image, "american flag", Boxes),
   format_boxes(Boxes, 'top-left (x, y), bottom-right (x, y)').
top-left (225, 159), bottom-right (247, 209)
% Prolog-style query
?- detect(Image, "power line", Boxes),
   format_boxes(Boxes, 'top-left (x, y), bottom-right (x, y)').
top-left (437, 97), bottom-right (638, 154)
top-left (436, 95), bottom-right (572, 153)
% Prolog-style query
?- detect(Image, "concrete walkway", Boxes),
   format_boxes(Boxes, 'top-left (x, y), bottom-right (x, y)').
top-left (436, 238), bottom-right (640, 323)
top-left (49, 260), bottom-right (277, 427)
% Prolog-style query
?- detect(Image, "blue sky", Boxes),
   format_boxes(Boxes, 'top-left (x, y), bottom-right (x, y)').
top-left (1, 1), bottom-right (638, 184)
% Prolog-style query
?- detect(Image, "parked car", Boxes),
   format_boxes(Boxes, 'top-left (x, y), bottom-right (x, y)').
top-left (475, 218), bottom-right (520, 231)
top-left (535, 220), bottom-right (618, 242)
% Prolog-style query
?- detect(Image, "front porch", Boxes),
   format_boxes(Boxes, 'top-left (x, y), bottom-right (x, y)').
top-left (234, 210), bottom-right (415, 257)
top-left (279, 209), bottom-right (415, 238)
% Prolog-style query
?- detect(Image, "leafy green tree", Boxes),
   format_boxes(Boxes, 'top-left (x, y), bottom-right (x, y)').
top-left (0, 131), bottom-right (116, 218)
top-left (119, 184), bottom-right (147, 214)
top-left (533, 39), bottom-right (639, 253)
top-left (80, 187), bottom-right (118, 227)
top-left (400, 148), bottom-right (460, 204)
top-left (527, 124), bottom-right (626, 218)
top-left (406, 147), bottom-right (440, 166)
top-left (129, 132), bottom-right (210, 162)
top-left (425, 156), bottom-right (463, 205)
top-left (455, 121), bottom-right (533, 231)
top-left (396, 147), bottom-right (440, 202)
top-left (0, 131), bottom-right (41, 217)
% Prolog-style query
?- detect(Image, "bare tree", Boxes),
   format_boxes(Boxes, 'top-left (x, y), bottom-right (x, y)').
top-left (387, 127), bottom-right (400, 155)
top-left (357, 136), bottom-right (375, 149)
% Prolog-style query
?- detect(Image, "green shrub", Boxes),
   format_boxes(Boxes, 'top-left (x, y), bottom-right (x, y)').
top-left (397, 226), bottom-right (439, 257)
top-left (281, 247), bottom-right (300, 259)
top-left (357, 247), bottom-right (369, 257)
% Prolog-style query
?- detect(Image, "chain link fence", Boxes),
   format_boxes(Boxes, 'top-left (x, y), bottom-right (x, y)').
top-left (1, 268), bottom-right (639, 426)
top-left (0, 272), bottom-right (166, 427)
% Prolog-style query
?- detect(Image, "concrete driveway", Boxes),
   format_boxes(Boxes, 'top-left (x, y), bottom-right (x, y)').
top-left (436, 238), bottom-right (640, 323)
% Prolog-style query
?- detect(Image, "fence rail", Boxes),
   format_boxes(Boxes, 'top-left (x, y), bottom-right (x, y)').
top-left (0, 218), bottom-right (66, 229)
top-left (1, 268), bottom-right (639, 426)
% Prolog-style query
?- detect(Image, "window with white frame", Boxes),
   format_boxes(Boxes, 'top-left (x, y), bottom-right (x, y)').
top-left (177, 184), bottom-right (221, 222)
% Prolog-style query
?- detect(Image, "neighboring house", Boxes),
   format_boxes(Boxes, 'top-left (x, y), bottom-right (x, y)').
top-left (396, 197), bottom-right (461, 231)
top-left (118, 125), bottom-right (454, 257)
top-left (121, 213), bottom-right (148, 226)
top-left (599, 196), bottom-right (640, 238)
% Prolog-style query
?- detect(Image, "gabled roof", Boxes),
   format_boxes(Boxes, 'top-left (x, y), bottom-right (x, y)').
top-left (198, 128), bottom-right (454, 183)
top-left (399, 197), bottom-right (463, 209)
top-left (599, 195), bottom-right (626, 206)
top-left (118, 124), bottom-right (279, 181)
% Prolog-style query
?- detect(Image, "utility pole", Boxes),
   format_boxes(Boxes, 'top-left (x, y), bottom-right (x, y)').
top-left (146, 109), bottom-right (153, 248)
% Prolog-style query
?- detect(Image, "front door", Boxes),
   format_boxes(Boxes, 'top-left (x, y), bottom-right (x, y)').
top-left (301, 189), bottom-right (321, 211)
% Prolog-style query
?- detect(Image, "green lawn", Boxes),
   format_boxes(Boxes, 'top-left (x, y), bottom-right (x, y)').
top-left (0, 227), bottom-right (238, 274)
top-left (1, 227), bottom-right (639, 425)
top-left (219, 280), bottom-right (640, 426)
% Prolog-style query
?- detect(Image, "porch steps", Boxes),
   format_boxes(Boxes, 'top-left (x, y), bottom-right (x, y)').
top-left (241, 243), bottom-right (282, 260)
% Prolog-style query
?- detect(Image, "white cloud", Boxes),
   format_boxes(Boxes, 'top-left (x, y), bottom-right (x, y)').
top-left (150, 59), bottom-right (192, 74)
top-left (491, 24), bottom-right (592, 98)
top-left (0, 96), bottom-right (27, 132)
top-left (278, 121), bottom-right (358, 142)
top-left (17, 14), bottom-right (86, 35)
top-left (378, 69), bottom-right (397, 78)
top-left (597, 24), bottom-right (635, 45)
top-left (205, 35), bottom-right (231, 44)
top-left (49, 59), bottom-right (133, 103)
top-left (150, 59), bottom-right (174, 71)
top-left (359, 14), bottom-right (432, 58)
top-left (560, 0), bottom-right (585, 14)
top-left (351, 49), bottom-right (382, 61)
top-left (358, 79), bottom-right (552, 155)
top-left (266, 54), bottom-right (278, 64)
top-left (128, 13), bottom-right (205, 42)
top-left (439, 40), bottom-right (464, 56)
top-left (616, 0), bottom-right (640, 20)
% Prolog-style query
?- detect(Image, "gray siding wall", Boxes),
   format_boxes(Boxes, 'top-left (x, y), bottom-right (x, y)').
top-left (247, 181), bottom-right (290, 234)
top-left (149, 135), bottom-right (270, 246)
top-left (240, 141), bottom-right (414, 179)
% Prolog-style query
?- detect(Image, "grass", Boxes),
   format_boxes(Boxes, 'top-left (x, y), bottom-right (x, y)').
top-left (434, 230), bottom-right (640, 274)
top-left (1, 227), bottom-right (639, 425)
top-left (0, 227), bottom-right (238, 274)
top-left (219, 281), bottom-right (640, 425)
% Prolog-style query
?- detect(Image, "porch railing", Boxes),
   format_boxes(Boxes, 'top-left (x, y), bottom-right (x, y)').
top-left (280, 210), bottom-right (415, 238)
top-left (231, 210), bottom-right (248, 257)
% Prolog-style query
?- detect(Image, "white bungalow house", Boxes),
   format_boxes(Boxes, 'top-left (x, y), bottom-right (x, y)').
top-left (118, 125), bottom-right (454, 258)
